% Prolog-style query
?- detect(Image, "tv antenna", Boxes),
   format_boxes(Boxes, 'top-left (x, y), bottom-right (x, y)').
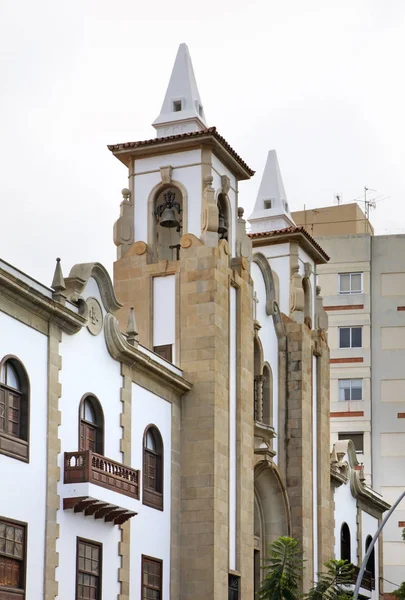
top-left (334, 193), bottom-right (342, 205)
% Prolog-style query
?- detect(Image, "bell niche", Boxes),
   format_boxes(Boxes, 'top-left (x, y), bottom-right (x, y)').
top-left (153, 186), bottom-right (183, 261)
top-left (217, 192), bottom-right (229, 243)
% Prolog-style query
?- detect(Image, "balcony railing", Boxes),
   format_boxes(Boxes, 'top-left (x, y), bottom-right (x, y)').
top-left (349, 565), bottom-right (375, 591)
top-left (64, 450), bottom-right (140, 500)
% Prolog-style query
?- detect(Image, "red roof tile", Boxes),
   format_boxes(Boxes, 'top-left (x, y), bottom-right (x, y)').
top-left (107, 126), bottom-right (255, 177)
top-left (248, 226), bottom-right (330, 261)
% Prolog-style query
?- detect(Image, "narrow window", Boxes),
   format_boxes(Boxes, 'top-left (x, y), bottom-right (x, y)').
top-left (340, 522), bottom-right (351, 563)
top-left (365, 535), bottom-right (375, 581)
top-left (338, 432), bottom-right (364, 453)
top-left (143, 426), bottom-right (164, 510)
top-left (153, 344), bottom-right (173, 363)
top-left (338, 379), bottom-right (363, 401)
top-left (173, 100), bottom-right (182, 112)
top-left (79, 395), bottom-right (104, 455)
top-left (264, 199), bottom-right (272, 209)
top-left (0, 519), bottom-right (26, 597)
top-left (339, 327), bottom-right (362, 348)
top-left (228, 574), bottom-right (240, 600)
top-left (142, 556), bottom-right (162, 600)
top-left (76, 539), bottom-right (101, 600)
top-left (339, 272), bottom-right (363, 295)
top-left (0, 357), bottom-right (29, 461)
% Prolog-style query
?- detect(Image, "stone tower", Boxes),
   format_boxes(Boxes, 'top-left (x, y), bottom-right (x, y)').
top-left (110, 43), bottom-right (256, 599)
top-left (109, 44), bottom-right (333, 599)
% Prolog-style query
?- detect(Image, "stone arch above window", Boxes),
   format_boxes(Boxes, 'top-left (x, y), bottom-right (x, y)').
top-left (78, 394), bottom-right (104, 455)
top-left (143, 425), bottom-right (164, 510)
top-left (252, 253), bottom-right (279, 313)
top-left (0, 355), bottom-right (30, 462)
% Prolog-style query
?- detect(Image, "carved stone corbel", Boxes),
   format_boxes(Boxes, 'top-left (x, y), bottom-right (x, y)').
top-left (201, 174), bottom-right (219, 247)
top-left (160, 166), bottom-right (172, 184)
top-left (290, 265), bottom-right (304, 322)
top-left (221, 175), bottom-right (231, 195)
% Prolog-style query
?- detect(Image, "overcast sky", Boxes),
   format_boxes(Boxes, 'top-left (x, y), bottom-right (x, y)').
top-left (1, 0), bottom-right (404, 284)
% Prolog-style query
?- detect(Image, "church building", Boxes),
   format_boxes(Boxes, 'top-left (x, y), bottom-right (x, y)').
top-left (0, 43), bottom-right (389, 600)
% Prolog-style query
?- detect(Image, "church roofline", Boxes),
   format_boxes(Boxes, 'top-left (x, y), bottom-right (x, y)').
top-left (107, 126), bottom-right (255, 180)
top-left (248, 226), bottom-right (330, 264)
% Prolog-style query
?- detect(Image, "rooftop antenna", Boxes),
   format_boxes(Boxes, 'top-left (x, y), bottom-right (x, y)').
top-left (363, 187), bottom-right (377, 232)
top-left (334, 193), bottom-right (342, 205)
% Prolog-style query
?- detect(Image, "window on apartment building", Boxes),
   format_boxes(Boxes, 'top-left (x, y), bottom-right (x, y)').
top-left (338, 379), bottom-right (363, 401)
top-left (338, 432), bottom-right (364, 453)
top-left (143, 426), bottom-right (164, 510)
top-left (0, 519), bottom-right (26, 598)
top-left (79, 395), bottom-right (104, 455)
top-left (142, 555), bottom-right (162, 600)
top-left (228, 574), bottom-right (240, 600)
top-left (338, 272), bottom-right (363, 295)
top-left (339, 327), bottom-right (362, 348)
top-left (76, 539), bottom-right (102, 600)
top-left (0, 356), bottom-right (30, 462)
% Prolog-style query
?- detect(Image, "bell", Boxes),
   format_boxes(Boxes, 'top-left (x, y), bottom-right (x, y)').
top-left (218, 214), bottom-right (228, 237)
top-left (160, 206), bottom-right (179, 228)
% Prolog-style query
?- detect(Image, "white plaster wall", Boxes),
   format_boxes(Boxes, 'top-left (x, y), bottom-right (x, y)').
top-left (361, 511), bottom-right (379, 600)
top-left (133, 150), bottom-right (202, 243)
top-left (0, 311), bottom-right (48, 597)
top-left (269, 256), bottom-right (290, 316)
top-left (333, 478), bottom-right (358, 561)
top-left (251, 262), bottom-right (280, 458)
top-left (57, 277), bottom-right (122, 598)
top-left (153, 275), bottom-right (176, 361)
top-left (229, 286), bottom-right (237, 570)
top-left (130, 384), bottom-right (172, 600)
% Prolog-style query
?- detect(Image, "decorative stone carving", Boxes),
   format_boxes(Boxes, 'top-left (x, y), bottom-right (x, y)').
top-left (290, 265), bottom-right (305, 322)
top-left (160, 166), bottom-right (173, 184)
top-left (221, 174), bottom-right (231, 195)
top-left (304, 262), bottom-right (313, 278)
top-left (86, 297), bottom-right (103, 336)
top-left (51, 257), bottom-right (67, 305)
top-left (315, 285), bottom-right (328, 332)
top-left (235, 207), bottom-right (252, 264)
top-left (201, 174), bottom-right (219, 246)
top-left (113, 188), bottom-right (134, 259)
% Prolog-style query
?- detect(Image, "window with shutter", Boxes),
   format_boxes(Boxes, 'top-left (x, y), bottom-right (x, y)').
top-left (0, 357), bottom-right (29, 462)
top-left (0, 519), bottom-right (26, 599)
top-left (143, 426), bottom-right (164, 510)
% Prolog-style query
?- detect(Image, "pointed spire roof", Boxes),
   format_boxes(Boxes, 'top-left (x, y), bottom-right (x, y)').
top-left (248, 150), bottom-right (295, 233)
top-left (153, 43), bottom-right (207, 138)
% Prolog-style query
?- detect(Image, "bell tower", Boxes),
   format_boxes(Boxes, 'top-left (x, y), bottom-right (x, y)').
top-left (110, 43), bottom-right (256, 599)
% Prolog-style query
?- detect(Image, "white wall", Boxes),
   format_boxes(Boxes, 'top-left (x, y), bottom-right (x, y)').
top-left (251, 262), bottom-right (280, 458)
top-left (153, 274), bottom-right (176, 361)
top-left (0, 311), bottom-right (48, 598)
top-left (130, 384), bottom-right (172, 600)
top-left (57, 276), bottom-right (122, 598)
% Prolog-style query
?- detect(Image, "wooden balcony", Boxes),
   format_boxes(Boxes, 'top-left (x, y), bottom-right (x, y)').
top-left (64, 450), bottom-right (140, 499)
top-left (63, 451), bottom-right (140, 525)
top-left (349, 565), bottom-right (375, 591)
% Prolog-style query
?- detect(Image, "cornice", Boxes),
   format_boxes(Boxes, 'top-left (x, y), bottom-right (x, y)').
top-left (0, 266), bottom-right (86, 334)
top-left (104, 314), bottom-right (192, 395)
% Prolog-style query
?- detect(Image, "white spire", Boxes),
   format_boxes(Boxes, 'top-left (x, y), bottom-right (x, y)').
top-left (248, 150), bottom-right (295, 233)
top-left (152, 43), bottom-right (207, 138)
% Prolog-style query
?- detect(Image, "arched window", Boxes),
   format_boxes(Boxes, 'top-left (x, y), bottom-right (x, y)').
top-left (262, 364), bottom-right (273, 427)
top-left (217, 192), bottom-right (230, 243)
top-left (340, 522), bottom-right (351, 563)
top-left (79, 395), bottom-right (104, 455)
top-left (143, 425), bottom-right (163, 510)
top-left (0, 356), bottom-right (29, 461)
top-left (254, 338), bottom-right (263, 422)
top-left (365, 535), bottom-right (375, 579)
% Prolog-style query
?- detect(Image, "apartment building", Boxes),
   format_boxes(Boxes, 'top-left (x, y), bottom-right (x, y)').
top-left (293, 204), bottom-right (405, 594)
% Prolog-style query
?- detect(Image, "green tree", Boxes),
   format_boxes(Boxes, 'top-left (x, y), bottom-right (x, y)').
top-left (306, 560), bottom-right (354, 600)
top-left (259, 536), bottom-right (303, 600)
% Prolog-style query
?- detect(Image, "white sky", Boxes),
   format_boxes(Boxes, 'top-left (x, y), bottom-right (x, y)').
top-left (1, 0), bottom-right (404, 283)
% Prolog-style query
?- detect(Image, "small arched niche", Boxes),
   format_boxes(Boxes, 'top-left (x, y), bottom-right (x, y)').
top-left (154, 186), bottom-right (183, 261)
top-left (217, 192), bottom-right (230, 245)
top-left (340, 522), bottom-right (351, 563)
top-left (262, 363), bottom-right (273, 427)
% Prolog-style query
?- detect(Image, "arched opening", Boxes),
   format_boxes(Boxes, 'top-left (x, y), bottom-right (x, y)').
top-left (79, 394), bottom-right (104, 455)
top-left (143, 425), bottom-right (164, 510)
top-left (154, 186), bottom-right (183, 261)
top-left (365, 535), bottom-right (375, 579)
top-left (254, 493), bottom-right (264, 598)
top-left (254, 337), bottom-right (263, 422)
top-left (262, 363), bottom-right (273, 427)
top-left (0, 356), bottom-right (30, 461)
top-left (217, 192), bottom-right (230, 244)
top-left (303, 277), bottom-right (312, 329)
top-left (340, 522), bottom-right (351, 563)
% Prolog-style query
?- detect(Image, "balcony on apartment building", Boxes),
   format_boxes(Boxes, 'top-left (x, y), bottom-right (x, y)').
top-left (63, 450), bottom-right (140, 525)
